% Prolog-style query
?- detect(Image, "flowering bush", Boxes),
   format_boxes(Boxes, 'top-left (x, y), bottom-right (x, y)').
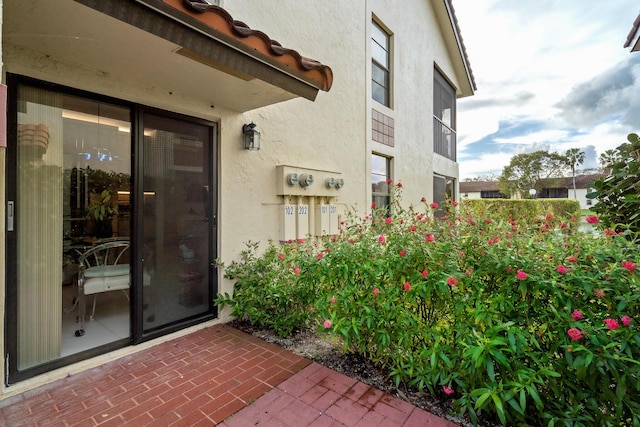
top-left (217, 184), bottom-right (640, 425)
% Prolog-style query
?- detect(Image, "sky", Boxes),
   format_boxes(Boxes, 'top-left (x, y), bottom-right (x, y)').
top-left (453, 1), bottom-right (640, 181)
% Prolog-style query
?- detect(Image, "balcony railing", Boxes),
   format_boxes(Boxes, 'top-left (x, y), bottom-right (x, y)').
top-left (433, 117), bottom-right (456, 161)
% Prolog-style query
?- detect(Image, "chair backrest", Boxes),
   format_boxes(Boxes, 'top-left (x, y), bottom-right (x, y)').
top-left (78, 239), bottom-right (130, 270)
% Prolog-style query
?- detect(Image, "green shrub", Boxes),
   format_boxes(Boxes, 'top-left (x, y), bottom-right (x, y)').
top-left (218, 184), bottom-right (640, 426)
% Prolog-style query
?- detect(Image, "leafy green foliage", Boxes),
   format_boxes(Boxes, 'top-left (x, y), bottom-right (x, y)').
top-left (217, 184), bottom-right (640, 426)
top-left (497, 150), bottom-right (569, 198)
top-left (589, 133), bottom-right (640, 236)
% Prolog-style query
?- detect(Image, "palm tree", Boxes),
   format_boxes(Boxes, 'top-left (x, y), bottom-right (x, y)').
top-left (598, 149), bottom-right (619, 174)
top-left (565, 148), bottom-right (585, 199)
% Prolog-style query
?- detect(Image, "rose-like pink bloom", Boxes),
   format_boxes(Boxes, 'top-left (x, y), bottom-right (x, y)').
top-left (422, 269), bottom-right (429, 278)
top-left (545, 214), bottom-right (554, 220)
top-left (604, 318), bottom-right (620, 330)
top-left (557, 264), bottom-right (568, 274)
top-left (516, 270), bottom-right (528, 280)
top-left (323, 320), bottom-right (332, 329)
top-left (297, 238), bottom-right (304, 244)
top-left (452, 201), bottom-right (459, 207)
top-left (485, 218), bottom-right (493, 224)
top-left (622, 260), bottom-right (637, 273)
top-left (416, 213), bottom-right (424, 220)
top-left (443, 386), bottom-right (454, 395)
top-left (330, 297), bottom-right (336, 303)
top-left (397, 182), bottom-right (403, 188)
top-left (373, 288), bottom-right (380, 296)
top-left (567, 328), bottom-right (583, 341)
top-left (425, 234), bottom-right (435, 242)
top-left (317, 253), bottom-right (324, 259)
top-left (410, 225), bottom-right (417, 232)
top-left (571, 309), bottom-right (584, 321)
top-left (378, 235), bottom-right (386, 245)
top-left (399, 249), bottom-right (406, 257)
top-left (604, 228), bottom-right (616, 236)
top-left (385, 217), bottom-right (393, 224)
top-left (429, 202), bottom-right (439, 209)
top-left (560, 222), bottom-right (567, 228)
top-left (371, 202), bottom-right (377, 209)
top-left (585, 215), bottom-right (599, 224)
top-left (594, 289), bottom-right (605, 299)
top-left (568, 256), bottom-right (577, 263)
top-left (421, 196), bottom-right (427, 203)
top-left (293, 267), bottom-right (301, 275)
top-left (447, 277), bottom-right (458, 286)
top-left (278, 253), bottom-right (285, 261)
top-left (403, 282), bottom-right (411, 291)
top-left (622, 315), bottom-right (632, 327)
top-left (386, 178), bottom-right (393, 185)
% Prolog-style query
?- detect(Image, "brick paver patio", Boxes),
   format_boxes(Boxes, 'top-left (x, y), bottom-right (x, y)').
top-left (0, 324), bottom-right (459, 426)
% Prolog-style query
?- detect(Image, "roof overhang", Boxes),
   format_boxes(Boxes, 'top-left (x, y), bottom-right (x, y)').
top-left (3, 0), bottom-right (333, 112)
top-left (624, 12), bottom-right (640, 52)
top-left (432, 0), bottom-right (477, 98)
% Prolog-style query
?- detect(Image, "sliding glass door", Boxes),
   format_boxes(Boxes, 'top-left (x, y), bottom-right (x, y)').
top-left (6, 76), bottom-right (216, 383)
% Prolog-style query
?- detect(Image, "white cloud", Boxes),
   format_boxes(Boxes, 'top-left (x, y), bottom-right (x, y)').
top-left (454, 1), bottom-right (639, 179)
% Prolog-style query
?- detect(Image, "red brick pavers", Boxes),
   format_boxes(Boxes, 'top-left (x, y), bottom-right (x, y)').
top-left (0, 325), bottom-right (310, 426)
top-left (0, 325), bottom-right (459, 426)
top-left (220, 362), bottom-right (460, 427)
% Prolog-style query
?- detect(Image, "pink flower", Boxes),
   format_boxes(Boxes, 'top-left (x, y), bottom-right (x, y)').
top-left (425, 234), bottom-right (435, 242)
top-left (278, 253), bottom-right (285, 261)
top-left (452, 201), bottom-right (459, 207)
top-left (447, 277), bottom-right (458, 286)
top-left (323, 320), bottom-right (332, 329)
top-left (371, 202), bottom-right (377, 209)
top-left (386, 178), bottom-right (393, 185)
top-left (429, 202), bottom-right (439, 209)
top-left (297, 238), bottom-right (304, 244)
top-left (397, 182), bottom-right (403, 188)
top-left (410, 225), bottom-right (417, 232)
top-left (585, 215), bottom-right (599, 224)
top-left (378, 235), bottom-right (386, 245)
top-left (604, 228), bottom-right (616, 236)
top-left (622, 260), bottom-right (637, 273)
top-left (567, 328), bottom-right (583, 341)
top-left (557, 265), bottom-right (568, 274)
top-left (421, 269), bottom-right (429, 278)
top-left (485, 218), bottom-right (493, 224)
top-left (330, 297), bottom-right (336, 303)
top-left (516, 270), bottom-right (528, 280)
top-left (293, 267), bottom-right (301, 275)
top-left (385, 217), bottom-right (393, 224)
top-left (399, 250), bottom-right (406, 257)
top-left (545, 214), bottom-right (554, 220)
top-left (604, 318), bottom-right (620, 330)
top-left (560, 222), bottom-right (567, 228)
top-left (443, 386), bottom-right (454, 395)
top-left (571, 309), bottom-right (584, 321)
top-left (568, 256), bottom-right (577, 263)
top-left (622, 315), bottom-right (632, 327)
top-left (317, 253), bottom-right (324, 259)
top-left (373, 288), bottom-right (380, 296)
top-left (421, 197), bottom-right (427, 203)
top-left (403, 282), bottom-right (411, 291)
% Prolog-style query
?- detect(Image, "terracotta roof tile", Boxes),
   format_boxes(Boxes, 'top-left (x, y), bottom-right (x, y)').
top-left (167, 0), bottom-right (333, 91)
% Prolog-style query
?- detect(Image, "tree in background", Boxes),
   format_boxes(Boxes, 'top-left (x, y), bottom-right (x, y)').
top-left (589, 133), bottom-right (640, 235)
top-left (565, 148), bottom-right (585, 199)
top-left (497, 150), bottom-right (567, 198)
top-left (598, 148), bottom-right (621, 174)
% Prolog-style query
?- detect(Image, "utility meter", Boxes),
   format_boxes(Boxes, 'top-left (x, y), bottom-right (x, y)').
top-left (299, 173), bottom-right (314, 188)
top-left (286, 173), bottom-right (299, 185)
top-left (335, 178), bottom-right (344, 189)
top-left (324, 177), bottom-right (335, 188)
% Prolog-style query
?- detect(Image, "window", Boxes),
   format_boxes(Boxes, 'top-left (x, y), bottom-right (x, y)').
top-left (372, 20), bottom-right (391, 107)
top-left (372, 153), bottom-right (391, 213)
top-left (433, 174), bottom-right (455, 218)
top-left (433, 69), bottom-right (456, 160)
top-left (480, 190), bottom-right (507, 199)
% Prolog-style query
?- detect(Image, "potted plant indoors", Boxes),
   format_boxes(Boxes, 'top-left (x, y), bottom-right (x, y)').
top-left (87, 189), bottom-right (118, 238)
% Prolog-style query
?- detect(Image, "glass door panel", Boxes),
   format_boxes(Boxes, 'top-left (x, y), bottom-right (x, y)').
top-left (142, 113), bottom-right (213, 332)
top-left (14, 84), bottom-right (131, 372)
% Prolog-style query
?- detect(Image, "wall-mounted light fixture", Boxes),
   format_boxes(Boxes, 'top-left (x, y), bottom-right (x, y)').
top-left (242, 122), bottom-right (260, 150)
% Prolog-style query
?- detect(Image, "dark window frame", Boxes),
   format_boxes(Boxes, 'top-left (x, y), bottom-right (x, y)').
top-left (433, 69), bottom-right (456, 161)
top-left (372, 20), bottom-right (391, 107)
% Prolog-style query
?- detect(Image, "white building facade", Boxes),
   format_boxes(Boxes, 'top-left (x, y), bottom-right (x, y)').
top-left (0, 0), bottom-right (474, 395)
